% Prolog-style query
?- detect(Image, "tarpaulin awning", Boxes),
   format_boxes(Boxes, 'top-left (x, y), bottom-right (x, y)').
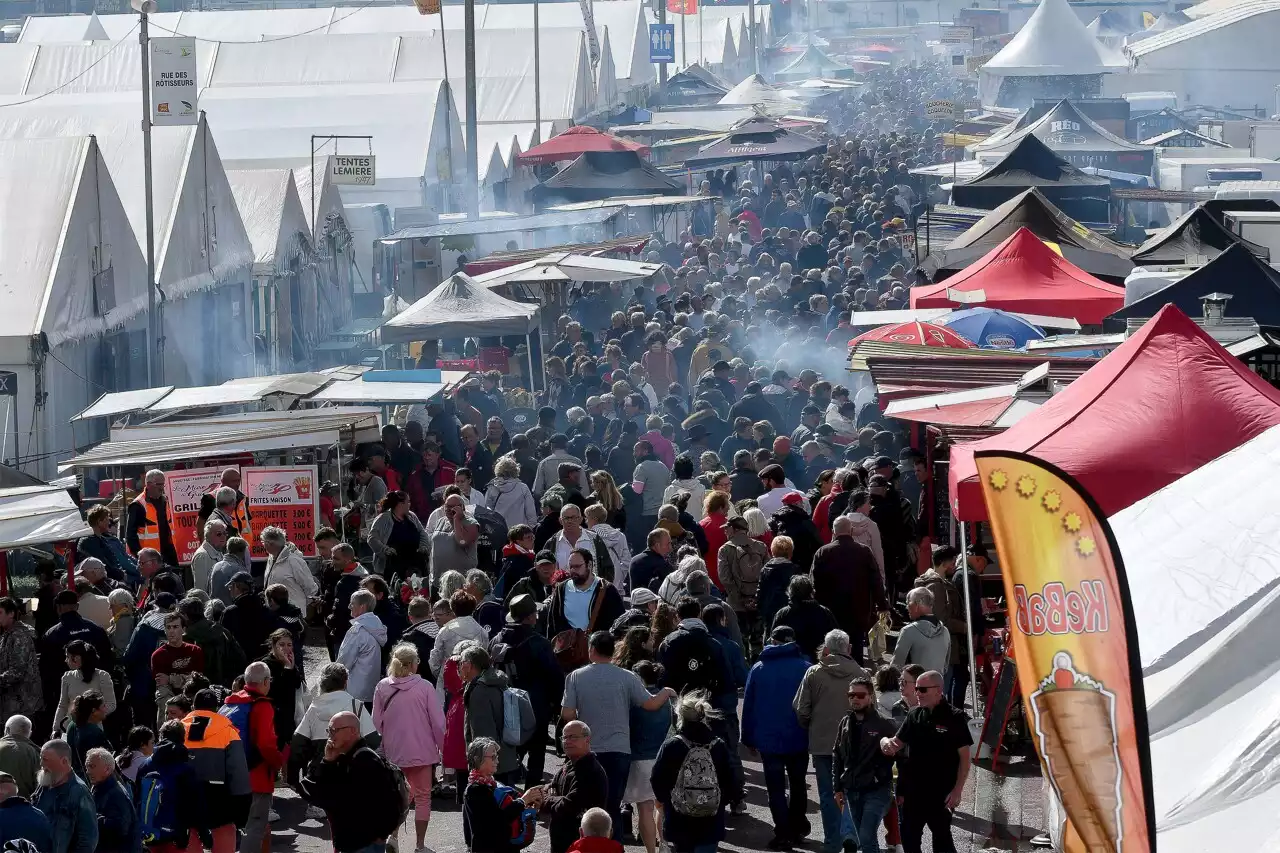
top-left (911, 227), bottom-right (1126, 324)
top-left (1131, 205), bottom-right (1271, 266)
top-left (1107, 243), bottom-right (1280, 330)
top-left (0, 485), bottom-right (92, 549)
top-left (382, 273), bottom-right (541, 343)
top-left (952, 134), bottom-right (1111, 219)
top-left (948, 304), bottom-right (1280, 521)
top-left (517, 125), bottom-right (650, 166)
top-left (883, 363), bottom-right (1057, 430)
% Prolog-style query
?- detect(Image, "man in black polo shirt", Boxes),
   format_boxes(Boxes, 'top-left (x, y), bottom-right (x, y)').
top-left (879, 669), bottom-right (972, 853)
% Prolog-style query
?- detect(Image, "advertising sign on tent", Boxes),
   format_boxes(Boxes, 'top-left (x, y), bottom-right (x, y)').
top-left (150, 38), bottom-right (198, 127)
top-left (243, 465), bottom-right (319, 560)
top-left (165, 467), bottom-right (229, 565)
top-left (649, 24), bottom-right (675, 63)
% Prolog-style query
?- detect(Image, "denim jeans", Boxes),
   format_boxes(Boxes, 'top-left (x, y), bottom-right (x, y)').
top-left (595, 751), bottom-right (634, 842)
top-left (944, 662), bottom-right (970, 709)
top-left (846, 786), bottom-right (892, 853)
top-left (812, 755), bottom-right (853, 852)
top-left (760, 751), bottom-right (809, 838)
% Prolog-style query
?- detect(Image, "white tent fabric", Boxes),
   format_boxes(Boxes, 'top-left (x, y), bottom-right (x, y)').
top-left (982, 0), bottom-right (1127, 75)
top-left (73, 387), bottom-right (175, 422)
top-left (0, 486), bottom-right (92, 549)
top-left (383, 273), bottom-right (540, 343)
top-left (1110, 422), bottom-right (1280, 852)
top-left (226, 169), bottom-right (313, 274)
top-left (472, 253), bottom-right (663, 288)
top-left (719, 74), bottom-right (803, 114)
top-left (307, 380), bottom-right (450, 404)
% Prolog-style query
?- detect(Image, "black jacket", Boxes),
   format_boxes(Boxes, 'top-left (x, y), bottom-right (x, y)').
top-left (768, 505), bottom-right (822, 570)
top-left (831, 707), bottom-right (898, 793)
top-left (302, 747), bottom-right (401, 852)
top-left (490, 623), bottom-right (563, 724)
top-left (496, 550), bottom-right (535, 602)
top-left (757, 557), bottom-right (800, 631)
top-left (543, 753), bottom-right (609, 853)
top-left (628, 549), bottom-right (669, 594)
top-left (869, 490), bottom-right (911, 577)
top-left (728, 393), bottom-right (785, 436)
top-left (772, 599), bottom-right (839, 662)
top-left (812, 536), bottom-right (887, 639)
top-left (464, 441), bottom-right (495, 491)
top-left (544, 579), bottom-right (625, 639)
top-left (400, 620), bottom-right (438, 682)
top-left (729, 467), bottom-right (765, 503)
top-left (373, 597), bottom-right (408, 663)
top-left (222, 592), bottom-right (279, 662)
top-left (610, 607), bottom-right (651, 639)
top-left (464, 780), bottom-right (531, 853)
top-left (657, 619), bottom-right (729, 697)
top-left (39, 613), bottom-right (114, 708)
top-left (650, 721), bottom-right (734, 850)
top-left (325, 570), bottom-right (369, 644)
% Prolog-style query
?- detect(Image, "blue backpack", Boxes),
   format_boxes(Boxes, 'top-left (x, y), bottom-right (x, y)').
top-left (218, 697), bottom-right (264, 768)
top-left (138, 765), bottom-right (183, 845)
top-left (492, 785), bottom-right (537, 849)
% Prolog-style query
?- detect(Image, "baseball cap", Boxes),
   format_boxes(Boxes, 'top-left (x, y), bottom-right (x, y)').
top-left (874, 456), bottom-right (895, 469)
top-left (801, 404), bottom-right (822, 416)
top-left (781, 492), bottom-right (805, 507)
top-left (227, 571), bottom-right (253, 588)
top-left (534, 550), bottom-right (557, 566)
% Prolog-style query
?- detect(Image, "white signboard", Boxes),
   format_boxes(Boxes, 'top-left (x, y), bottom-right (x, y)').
top-left (150, 37), bottom-right (198, 127)
top-left (925, 99), bottom-right (956, 120)
top-left (330, 155), bottom-right (377, 186)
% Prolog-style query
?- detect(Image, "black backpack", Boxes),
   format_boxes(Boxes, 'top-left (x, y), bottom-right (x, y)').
top-left (678, 632), bottom-right (724, 696)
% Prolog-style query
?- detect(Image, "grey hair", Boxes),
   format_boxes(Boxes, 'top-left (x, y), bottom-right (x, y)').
top-left (460, 644), bottom-right (491, 671)
top-left (137, 547), bottom-right (161, 564)
top-left (566, 407), bottom-right (587, 424)
top-left (244, 661), bottom-right (271, 686)
top-left (581, 808), bottom-right (612, 838)
top-left (260, 526), bottom-right (287, 546)
top-left (823, 629), bottom-right (852, 656)
top-left (350, 589), bottom-right (376, 612)
top-left (4, 715), bottom-right (31, 738)
top-left (144, 469), bottom-right (166, 485)
top-left (743, 507), bottom-right (769, 537)
top-left (205, 599), bottom-right (226, 623)
top-left (438, 570), bottom-right (467, 601)
top-left (907, 587), bottom-right (934, 609)
top-left (559, 503), bottom-right (582, 520)
top-left (675, 689), bottom-right (720, 728)
top-left (107, 589), bottom-right (134, 610)
top-left (40, 739), bottom-right (72, 762)
top-left (831, 515), bottom-right (854, 536)
top-left (203, 519), bottom-right (228, 539)
top-left (215, 486), bottom-right (238, 508)
top-left (451, 639), bottom-right (481, 660)
top-left (319, 663), bottom-right (349, 693)
top-left (84, 747), bottom-right (115, 770)
top-left (466, 736), bottom-right (501, 770)
top-left (685, 570), bottom-right (711, 596)
top-left (465, 569), bottom-right (492, 597)
top-left (657, 503), bottom-right (680, 521)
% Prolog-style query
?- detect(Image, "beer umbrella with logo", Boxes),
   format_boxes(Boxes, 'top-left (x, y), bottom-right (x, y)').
top-left (684, 116), bottom-right (825, 168)
top-left (848, 320), bottom-right (977, 349)
top-left (940, 307), bottom-right (1046, 350)
top-left (516, 126), bottom-right (651, 166)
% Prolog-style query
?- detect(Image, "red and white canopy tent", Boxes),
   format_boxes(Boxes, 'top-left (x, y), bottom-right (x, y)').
top-left (516, 126), bottom-right (650, 166)
top-left (911, 227), bottom-right (1125, 325)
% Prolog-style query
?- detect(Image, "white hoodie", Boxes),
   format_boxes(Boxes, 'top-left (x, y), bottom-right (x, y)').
top-left (264, 541), bottom-right (319, 610)
top-left (337, 611), bottom-right (388, 703)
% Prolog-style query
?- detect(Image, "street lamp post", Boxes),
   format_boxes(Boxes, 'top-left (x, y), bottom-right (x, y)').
top-left (464, 0), bottom-right (479, 219)
top-left (133, 0), bottom-right (160, 387)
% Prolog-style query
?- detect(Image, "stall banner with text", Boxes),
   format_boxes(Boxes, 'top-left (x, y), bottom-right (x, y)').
top-left (165, 468), bottom-right (231, 565)
top-left (974, 451), bottom-right (1154, 853)
top-left (243, 466), bottom-right (319, 560)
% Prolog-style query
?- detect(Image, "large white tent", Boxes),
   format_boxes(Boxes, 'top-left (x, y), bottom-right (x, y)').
top-left (383, 272), bottom-right (540, 344)
top-left (1096, 422), bottom-right (1280, 852)
top-left (0, 136), bottom-right (148, 480)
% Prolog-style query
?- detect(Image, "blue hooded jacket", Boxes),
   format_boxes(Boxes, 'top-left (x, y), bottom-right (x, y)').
top-left (741, 641), bottom-right (810, 754)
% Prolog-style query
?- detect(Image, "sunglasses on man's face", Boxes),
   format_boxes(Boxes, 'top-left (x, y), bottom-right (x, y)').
top-left (916, 684), bottom-right (940, 693)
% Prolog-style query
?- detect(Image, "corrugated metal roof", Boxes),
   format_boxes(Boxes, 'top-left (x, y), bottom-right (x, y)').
top-left (385, 207), bottom-right (622, 240)
top-left (1128, 0), bottom-right (1280, 56)
top-left (856, 345), bottom-right (1097, 399)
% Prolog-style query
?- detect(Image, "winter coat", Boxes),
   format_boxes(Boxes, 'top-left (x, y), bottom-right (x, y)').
top-left (120, 609), bottom-right (167, 708)
top-left (301, 745), bottom-right (402, 852)
top-left (0, 734), bottom-right (40, 797)
top-left (184, 617), bottom-right (248, 688)
top-left (289, 690), bottom-right (379, 785)
top-left (485, 476), bottom-right (538, 529)
top-left (495, 546), bottom-right (535, 602)
top-left (180, 709), bottom-right (252, 830)
top-left (545, 579), bottom-right (626, 639)
top-left (831, 706), bottom-right (898, 793)
top-left (0, 796), bottom-right (51, 851)
top-left (639, 430), bottom-right (677, 471)
top-left (490, 623), bottom-right (563, 724)
top-left (40, 614), bottom-right (109, 718)
top-left (590, 523), bottom-right (632, 589)
top-left (717, 534), bottom-right (769, 613)
top-left (657, 619), bottom-right (731, 697)
top-left (741, 642), bottom-right (810, 755)
top-left (263, 542), bottom-right (319, 611)
top-left (259, 652), bottom-right (303, 749)
top-left (757, 558), bottom-right (799, 631)
top-left (915, 569), bottom-right (967, 665)
top-left (663, 479), bottom-right (707, 522)
top-left (793, 652), bottom-right (868, 755)
top-left (650, 720), bottom-right (733, 850)
top-left (697, 512), bottom-right (729, 588)
top-left (372, 674), bottom-right (447, 768)
top-left (772, 599), bottom-right (839, 663)
top-left (91, 775), bottom-right (138, 853)
top-left (728, 392), bottom-right (785, 436)
top-left (768, 505), bottom-right (822, 570)
top-left (729, 466), bottom-right (764, 503)
top-left (844, 511), bottom-right (885, 584)
top-left (219, 687), bottom-right (284, 794)
top-left (544, 752), bottom-right (609, 853)
top-left (53, 670), bottom-right (116, 734)
top-left (811, 535), bottom-right (887, 640)
top-left (628, 548), bottom-right (670, 595)
top-left (33, 774), bottom-right (97, 853)
top-left (708, 624), bottom-right (748, 708)
top-left (429, 615), bottom-right (488, 692)
top-left (368, 510), bottom-right (429, 578)
top-left (324, 565), bottom-right (369, 645)
top-left (891, 615), bottom-right (951, 674)
top-left (463, 668), bottom-right (518, 775)
top-left (337, 612), bottom-right (389, 703)
top-left (222, 591), bottom-right (279, 662)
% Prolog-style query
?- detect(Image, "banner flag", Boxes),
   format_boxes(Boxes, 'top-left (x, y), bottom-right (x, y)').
top-left (974, 451), bottom-right (1155, 853)
top-left (667, 0), bottom-right (697, 16)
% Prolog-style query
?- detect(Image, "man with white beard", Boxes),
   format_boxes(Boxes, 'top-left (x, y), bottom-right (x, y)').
top-left (32, 739), bottom-right (96, 853)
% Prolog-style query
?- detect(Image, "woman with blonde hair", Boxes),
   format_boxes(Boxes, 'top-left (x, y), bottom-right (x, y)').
top-left (651, 689), bottom-right (733, 853)
top-left (374, 643), bottom-right (447, 852)
top-left (587, 470), bottom-right (626, 530)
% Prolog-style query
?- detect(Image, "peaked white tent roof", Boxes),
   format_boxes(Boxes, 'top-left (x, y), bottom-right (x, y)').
top-left (226, 168), bottom-right (313, 275)
top-left (719, 74), bottom-right (803, 114)
top-left (1111, 422), bottom-right (1280, 852)
top-left (982, 0), bottom-right (1127, 76)
top-left (383, 273), bottom-right (540, 343)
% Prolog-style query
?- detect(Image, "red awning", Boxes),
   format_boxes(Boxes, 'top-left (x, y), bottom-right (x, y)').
top-left (910, 227), bottom-right (1125, 324)
top-left (516, 126), bottom-right (650, 166)
top-left (948, 305), bottom-right (1280, 522)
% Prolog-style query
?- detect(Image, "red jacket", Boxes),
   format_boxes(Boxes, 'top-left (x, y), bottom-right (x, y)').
top-left (405, 459), bottom-right (458, 518)
top-left (222, 687), bottom-right (284, 793)
top-left (813, 485), bottom-right (843, 545)
top-left (699, 511), bottom-right (729, 589)
top-left (568, 838), bottom-right (624, 853)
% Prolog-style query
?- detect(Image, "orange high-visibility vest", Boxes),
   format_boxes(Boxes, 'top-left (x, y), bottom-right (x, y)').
top-left (230, 494), bottom-right (254, 550)
top-left (129, 494), bottom-right (173, 556)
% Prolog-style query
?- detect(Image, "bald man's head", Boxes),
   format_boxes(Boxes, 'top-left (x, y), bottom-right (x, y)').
top-left (562, 720), bottom-right (592, 760)
top-left (832, 515), bottom-right (853, 537)
top-left (326, 711), bottom-right (362, 754)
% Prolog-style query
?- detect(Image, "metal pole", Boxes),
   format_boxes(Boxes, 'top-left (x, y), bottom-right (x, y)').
top-left (958, 521), bottom-right (980, 713)
top-left (748, 0), bottom-right (757, 74)
top-left (680, 6), bottom-right (686, 68)
top-left (698, 1), bottom-right (703, 65)
top-left (463, 0), bottom-right (480, 220)
top-left (657, 0), bottom-right (668, 89)
top-left (139, 6), bottom-right (159, 387)
top-left (526, 332), bottom-right (536, 392)
top-left (533, 0), bottom-right (542, 144)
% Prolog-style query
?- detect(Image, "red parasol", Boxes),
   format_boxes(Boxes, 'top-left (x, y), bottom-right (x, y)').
top-left (516, 126), bottom-right (651, 166)
top-left (849, 320), bottom-right (977, 349)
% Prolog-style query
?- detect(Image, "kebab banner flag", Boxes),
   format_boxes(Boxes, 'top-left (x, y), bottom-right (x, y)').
top-left (974, 451), bottom-right (1155, 853)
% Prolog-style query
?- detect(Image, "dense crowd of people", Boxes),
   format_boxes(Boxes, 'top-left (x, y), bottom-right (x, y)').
top-left (0, 62), bottom-right (985, 853)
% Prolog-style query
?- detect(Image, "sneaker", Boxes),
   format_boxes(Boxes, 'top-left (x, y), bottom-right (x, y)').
top-left (730, 800), bottom-right (749, 816)
top-left (304, 805), bottom-right (326, 821)
top-left (842, 840), bottom-right (858, 853)
top-left (267, 809), bottom-right (281, 823)
top-left (766, 836), bottom-right (793, 851)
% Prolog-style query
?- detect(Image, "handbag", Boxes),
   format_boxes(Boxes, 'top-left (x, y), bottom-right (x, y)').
top-left (868, 612), bottom-right (891, 662)
top-left (551, 582), bottom-right (607, 671)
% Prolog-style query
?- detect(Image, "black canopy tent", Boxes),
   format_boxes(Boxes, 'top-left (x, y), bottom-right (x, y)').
top-left (952, 134), bottom-right (1112, 222)
top-left (683, 116), bottom-right (826, 169)
top-left (1106, 243), bottom-right (1280, 331)
top-left (975, 100), bottom-right (1154, 174)
top-left (1200, 197), bottom-right (1280, 225)
top-left (663, 64), bottom-right (730, 105)
top-left (530, 151), bottom-right (683, 208)
top-left (1130, 205), bottom-right (1270, 266)
top-left (924, 187), bottom-right (1133, 283)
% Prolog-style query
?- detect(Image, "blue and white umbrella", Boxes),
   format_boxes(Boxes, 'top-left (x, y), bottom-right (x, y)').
top-left (939, 307), bottom-right (1046, 350)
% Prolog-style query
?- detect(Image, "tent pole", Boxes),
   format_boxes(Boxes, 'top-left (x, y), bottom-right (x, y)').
top-left (959, 520), bottom-right (980, 714)
top-left (335, 440), bottom-right (345, 542)
top-left (526, 332), bottom-right (537, 394)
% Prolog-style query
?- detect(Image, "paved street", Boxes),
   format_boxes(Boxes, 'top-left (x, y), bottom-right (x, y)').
top-left (273, 644), bottom-right (1046, 853)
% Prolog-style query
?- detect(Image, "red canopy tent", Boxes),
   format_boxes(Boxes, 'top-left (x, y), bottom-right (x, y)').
top-left (516, 126), bottom-right (650, 166)
top-left (910, 227), bottom-right (1125, 324)
top-left (948, 304), bottom-right (1280, 522)
top-left (849, 320), bottom-right (976, 349)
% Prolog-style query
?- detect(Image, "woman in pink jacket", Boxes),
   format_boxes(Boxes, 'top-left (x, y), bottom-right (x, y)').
top-left (373, 643), bottom-right (448, 853)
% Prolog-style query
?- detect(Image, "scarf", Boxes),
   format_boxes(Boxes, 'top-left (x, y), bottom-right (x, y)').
top-left (468, 770), bottom-right (496, 787)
